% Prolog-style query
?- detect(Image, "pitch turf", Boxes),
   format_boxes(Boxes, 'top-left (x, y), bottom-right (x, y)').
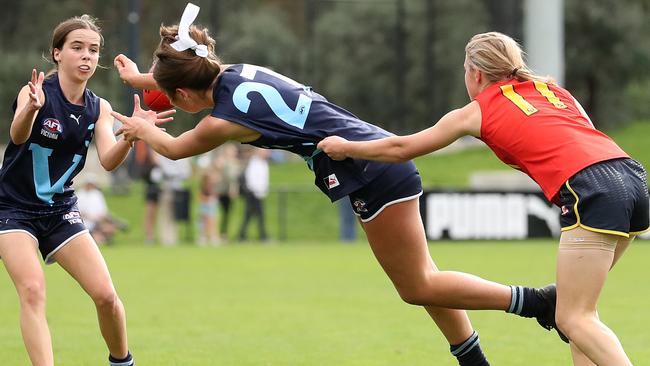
top-left (1, 240), bottom-right (649, 365)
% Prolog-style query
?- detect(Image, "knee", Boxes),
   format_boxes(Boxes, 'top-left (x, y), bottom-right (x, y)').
top-left (391, 272), bottom-right (444, 306)
top-left (395, 286), bottom-right (432, 306)
top-left (17, 281), bottom-right (47, 309)
top-left (90, 286), bottom-right (120, 309)
top-left (555, 308), bottom-right (595, 339)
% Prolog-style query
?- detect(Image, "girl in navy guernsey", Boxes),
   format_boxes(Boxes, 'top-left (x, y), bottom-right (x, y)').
top-left (112, 4), bottom-right (562, 366)
top-left (0, 15), bottom-right (172, 366)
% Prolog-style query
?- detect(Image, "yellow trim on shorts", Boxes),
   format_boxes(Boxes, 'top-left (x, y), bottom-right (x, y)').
top-left (559, 181), bottom-right (630, 238)
top-left (630, 227), bottom-right (650, 236)
top-left (560, 181), bottom-right (581, 231)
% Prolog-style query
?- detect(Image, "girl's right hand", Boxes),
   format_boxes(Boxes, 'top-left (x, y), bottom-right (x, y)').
top-left (317, 136), bottom-right (350, 161)
top-left (113, 54), bottom-right (140, 86)
top-left (28, 69), bottom-right (45, 110)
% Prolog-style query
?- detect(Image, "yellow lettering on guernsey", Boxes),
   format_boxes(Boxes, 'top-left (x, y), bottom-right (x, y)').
top-left (533, 81), bottom-right (567, 109)
top-left (500, 84), bottom-right (538, 116)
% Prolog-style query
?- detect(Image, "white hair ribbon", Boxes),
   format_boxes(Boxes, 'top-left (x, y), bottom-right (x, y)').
top-left (170, 3), bottom-right (208, 58)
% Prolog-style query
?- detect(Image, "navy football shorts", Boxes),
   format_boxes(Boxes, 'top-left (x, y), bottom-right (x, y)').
top-left (347, 161), bottom-right (423, 222)
top-left (0, 207), bottom-right (88, 264)
top-left (559, 158), bottom-right (649, 237)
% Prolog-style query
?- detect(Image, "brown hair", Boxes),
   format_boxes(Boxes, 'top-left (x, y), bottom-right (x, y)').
top-left (465, 32), bottom-right (552, 84)
top-left (50, 14), bottom-right (103, 66)
top-left (153, 24), bottom-right (222, 97)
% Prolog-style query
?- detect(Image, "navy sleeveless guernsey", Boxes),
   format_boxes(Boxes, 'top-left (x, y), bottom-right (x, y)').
top-left (0, 74), bottom-right (100, 218)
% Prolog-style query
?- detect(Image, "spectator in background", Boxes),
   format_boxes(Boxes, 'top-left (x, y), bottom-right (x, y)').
top-left (134, 140), bottom-right (160, 244)
top-left (157, 155), bottom-right (192, 246)
top-left (214, 143), bottom-right (241, 242)
top-left (197, 169), bottom-right (220, 246)
top-left (76, 174), bottom-right (127, 246)
top-left (338, 199), bottom-right (357, 243)
top-left (238, 148), bottom-right (270, 242)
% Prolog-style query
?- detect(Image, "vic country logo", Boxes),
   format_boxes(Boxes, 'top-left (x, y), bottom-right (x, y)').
top-left (41, 118), bottom-right (62, 140)
top-left (324, 173), bottom-right (340, 189)
top-left (353, 199), bottom-right (368, 213)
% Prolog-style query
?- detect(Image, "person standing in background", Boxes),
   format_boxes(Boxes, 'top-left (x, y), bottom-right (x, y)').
top-left (338, 199), bottom-right (358, 243)
top-left (197, 168), bottom-right (220, 246)
top-left (238, 148), bottom-right (270, 242)
top-left (156, 155), bottom-right (192, 246)
top-left (134, 140), bottom-right (160, 244)
top-left (214, 143), bottom-right (241, 242)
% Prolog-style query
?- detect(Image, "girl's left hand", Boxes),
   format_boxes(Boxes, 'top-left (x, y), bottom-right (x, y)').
top-left (131, 94), bottom-right (175, 125)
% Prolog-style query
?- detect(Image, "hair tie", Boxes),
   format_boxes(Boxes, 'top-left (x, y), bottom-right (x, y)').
top-left (170, 3), bottom-right (208, 58)
top-left (509, 67), bottom-right (520, 78)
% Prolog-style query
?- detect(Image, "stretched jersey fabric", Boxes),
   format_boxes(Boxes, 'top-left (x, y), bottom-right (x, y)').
top-left (475, 79), bottom-right (628, 206)
top-left (0, 74), bottom-right (100, 218)
top-left (211, 64), bottom-right (393, 201)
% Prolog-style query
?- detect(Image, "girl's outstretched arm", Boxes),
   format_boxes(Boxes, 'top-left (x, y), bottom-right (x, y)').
top-left (113, 108), bottom-right (256, 161)
top-left (318, 101), bottom-right (481, 162)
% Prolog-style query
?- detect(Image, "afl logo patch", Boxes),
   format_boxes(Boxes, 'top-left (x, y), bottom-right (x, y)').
top-left (40, 118), bottom-right (62, 140)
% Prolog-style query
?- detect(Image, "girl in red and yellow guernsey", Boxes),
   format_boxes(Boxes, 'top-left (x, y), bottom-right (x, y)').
top-left (319, 32), bottom-right (649, 366)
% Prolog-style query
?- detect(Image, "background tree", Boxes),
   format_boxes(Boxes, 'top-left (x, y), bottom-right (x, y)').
top-left (0, 0), bottom-right (648, 140)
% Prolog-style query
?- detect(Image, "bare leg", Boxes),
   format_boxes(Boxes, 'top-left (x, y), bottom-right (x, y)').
top-left (360, 199), bottom-right (512, 344)
top-left (570, 341), bottom-right (596, 366)
top-left (0, 233), bottom-right (53, 366)
top-left (53, 233), bottom-right (129, 359)
top-left (556, 227), bottom-right (632, 365)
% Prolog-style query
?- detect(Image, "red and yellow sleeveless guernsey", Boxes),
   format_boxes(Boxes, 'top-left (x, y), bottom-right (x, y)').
top-left (475, 79), bottom-right (628, 206)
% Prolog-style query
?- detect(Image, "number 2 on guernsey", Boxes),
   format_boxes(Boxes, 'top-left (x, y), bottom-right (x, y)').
top-left (233, 65), bottom-right (312, 129)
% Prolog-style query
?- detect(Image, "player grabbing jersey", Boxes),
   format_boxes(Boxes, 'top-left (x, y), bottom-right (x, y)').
top-left (318, 31), bottom-right (649, 366)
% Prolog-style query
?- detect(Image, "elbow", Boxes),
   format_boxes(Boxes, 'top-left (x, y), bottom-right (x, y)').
top-left (99, 155), bottom-right (127, 172)
top-left (9, 131), bottom-right (27, 145)
top-left (100, 160), bottom-right (119, 172)
top-left (164, 150), bottom-right (184, 161)
top-left (398, 148), bottom-right (420, 163)
top-left (159, 145), bottom-right (191, 161)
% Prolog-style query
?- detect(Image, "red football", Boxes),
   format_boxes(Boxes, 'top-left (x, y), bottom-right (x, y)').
top-left (143, 89), bottom-right (173, 111)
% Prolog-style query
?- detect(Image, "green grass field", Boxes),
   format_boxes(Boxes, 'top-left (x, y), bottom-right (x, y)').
top-left (1, 241), bottom-right (649, 365)
top-left (1, 121), bottom-right (649, 365)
